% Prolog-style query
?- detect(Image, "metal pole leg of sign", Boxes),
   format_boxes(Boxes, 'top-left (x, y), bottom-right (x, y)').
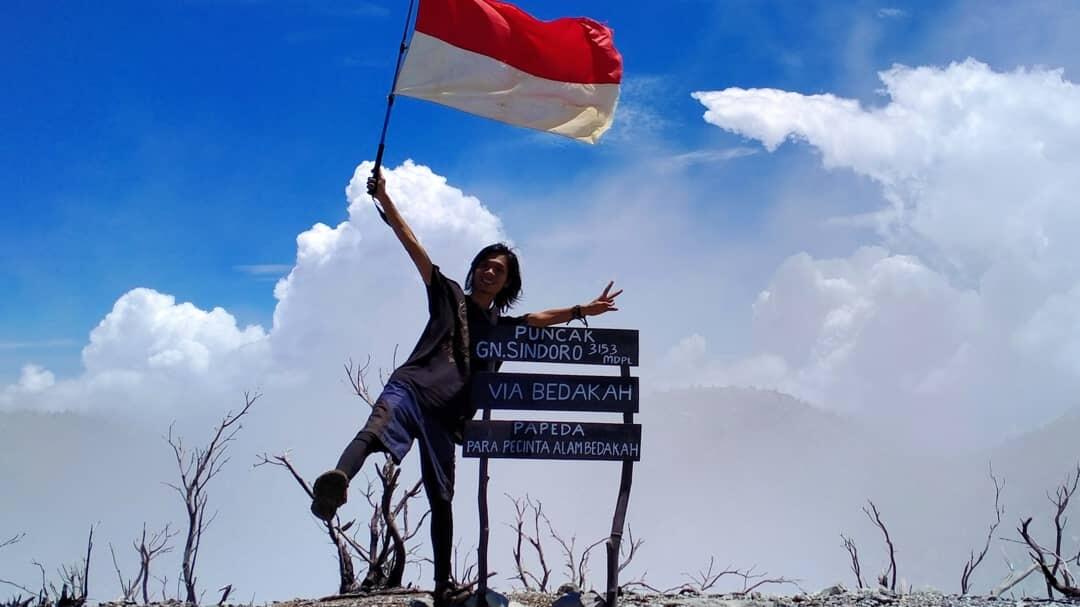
top-left (477, 407), bottom-right (492, 597)
top-left (605, 364), bottom-right (635, 607)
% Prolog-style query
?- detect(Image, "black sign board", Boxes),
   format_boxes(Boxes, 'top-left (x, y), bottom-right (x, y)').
top-left (472, 372), bottom-right (638, 413)
top-left (474, 325), bottom-right (639, 366)
top-left (463, 420), bottom-right (641, 461)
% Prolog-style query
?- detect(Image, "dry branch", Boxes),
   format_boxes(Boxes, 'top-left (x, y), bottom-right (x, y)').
top-left (340, 358), bottom-right (429, 591)
top-left (166, 391), bottom-right (258, 603)
top-left (961, 464), bottom-right (1004, 595)
top-left (863, 500), bottom-right (897, 591)
top-left (0, 534), bottom-right (24, 551)
top-left (840, 534), bottom-right (864, 589)
top-left (546, 521), bottom-right (604, 589)
top-left (504, 495), bottom-right (552, 591)
top-left (1017, 463), bottom-right (1080, 599)
top-left (683, 557), bottom-right (742, 593)
top-left (109, 543), bottom-right (139, 602)
top-left (732, 565), bottom-right (801, 596)
top-left (256, 451), bottom-right (361, 594)
top-left (617, 526), bottom-right (642, 574)
top-left (137, 523), bottom-right (175, 605)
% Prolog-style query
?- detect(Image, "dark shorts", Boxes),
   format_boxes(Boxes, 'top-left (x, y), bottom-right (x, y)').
top-left (359, 380), bottom-right (456, 502)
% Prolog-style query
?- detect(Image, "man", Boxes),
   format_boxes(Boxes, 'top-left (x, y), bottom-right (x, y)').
top-left (311, 172), bottom-right (621, 603)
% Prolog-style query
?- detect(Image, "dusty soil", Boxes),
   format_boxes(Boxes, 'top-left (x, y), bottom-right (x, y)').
top-left (251, 587), bottom-right (1080, 607)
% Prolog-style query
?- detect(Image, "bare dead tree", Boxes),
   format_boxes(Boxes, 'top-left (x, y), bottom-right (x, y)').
top-left (863, 500), bottom-right (897, 591)
top-left (840, 534), bottom-right (864, 589)
top-left (990, 554), bottom-right (1038, 599)
top-left (109, 544), bottom-right (139, 603)
top-left (255, 450), bottom-right (361, 594)
top-left (109, 523), bottom-right (175, 605)
top-left (682, 556), bottom-right (742, 593)
top-left (452, 540), bottom-right (476, 589)
top-left (136, 524), bottom-right (175, 605)
top-left (335, 468), bottom-right (428, 591)
top-left (1017, 463), bottom-right (1080, 599)
top-left (652, 559), bottom-right (798, 597)
top-left (337, 357), bottom-right (430, 591)
top-left (165, 391), bottom-right (258, 604)
top-left (150, 575), bottom-right (170, 603)
top-left (617, 526), bottom-right (643, 575)
top-left (544, 518), bottom-right (604, 590)
top-left (961, 464), bottom-right (1005, 595)
top-left (731, 565), bottom-right (801, 596)
top-left (504, 494), bottom-right (553, 591)
top-left (44, 525), bottom-right (95, 607)
top-left (419, 538), bottom-right (490, 597)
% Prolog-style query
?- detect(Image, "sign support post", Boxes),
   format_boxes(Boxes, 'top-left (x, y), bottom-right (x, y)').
top-left (605, 364), bottom-right (634, 607)
top-left (477, 407), bottom-right (491, 597)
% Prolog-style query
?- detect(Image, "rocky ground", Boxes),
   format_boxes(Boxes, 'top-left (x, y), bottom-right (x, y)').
top-left (242, 585), bottom-right (1080, 607)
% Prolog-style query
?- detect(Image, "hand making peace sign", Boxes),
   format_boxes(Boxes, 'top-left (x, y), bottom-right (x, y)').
top-left (582, 281), bottom-right (623, 317)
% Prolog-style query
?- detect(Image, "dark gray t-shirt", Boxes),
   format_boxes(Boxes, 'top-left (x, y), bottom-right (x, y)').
top-left (389, 265), bottom-right (524, 437)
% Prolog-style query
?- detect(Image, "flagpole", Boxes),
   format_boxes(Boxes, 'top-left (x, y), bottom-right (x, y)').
top-left (368, 0), bottom-right (419, 221)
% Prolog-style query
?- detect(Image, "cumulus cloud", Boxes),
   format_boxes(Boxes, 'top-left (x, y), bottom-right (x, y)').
top-left (1, 160), bottom-right (505, 416)
top-left (4, 364), bottom-right (55, 395)
top-left (690, 59), bottom-right (1080, 442)
top-left (268, 159), bottom-right (505, 375)
top-left (2, 288), bottom-right (270, 414)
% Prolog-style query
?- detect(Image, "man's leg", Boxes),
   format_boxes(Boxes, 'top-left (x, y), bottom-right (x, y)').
top-left (416, 416), bottom-right (458, 601)
top-left (312, 398), bottom-right (399, 521)
top-left (428, 493), bottom-right (454, 589)
top-left (334, 429), bottom-right (380, 480)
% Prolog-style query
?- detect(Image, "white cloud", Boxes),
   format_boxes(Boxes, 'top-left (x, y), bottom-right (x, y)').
top-left (691, 59), bottom-right (1080, 441)
top-left (2, 288), bottom-right (270, 414)
top-left (234, 264), bottom-right (292, 276)
top-left (6, 364), bottom-right (55, 394)
top-left (268, 159), bottom-right (505, 375)
top-left (658, 147), bottom-right (758, 171)
top-left (0, 339), bottom-right (77, 350)
top-left (83, 288), bottom-right (267, 376)
top-left (877, 7), bottom-right (907, 19)
top-left (1, 160), bottom-right (505, 416)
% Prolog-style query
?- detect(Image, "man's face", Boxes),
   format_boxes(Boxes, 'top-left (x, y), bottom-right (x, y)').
top-left (472, 253), bottom-right (510, 298)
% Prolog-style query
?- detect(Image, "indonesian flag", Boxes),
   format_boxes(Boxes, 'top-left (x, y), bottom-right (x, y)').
top-left (394, 0), bottom-right (622, 144)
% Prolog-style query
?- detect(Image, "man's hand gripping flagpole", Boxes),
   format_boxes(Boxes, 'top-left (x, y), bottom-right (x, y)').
top-left (367, 0), bottom-right (419, 222)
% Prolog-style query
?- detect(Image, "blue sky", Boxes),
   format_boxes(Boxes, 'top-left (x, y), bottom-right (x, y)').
top-left (1, 0), bottom-right (939, 379)
top-left (3, 0), bottom-right (1080, 389)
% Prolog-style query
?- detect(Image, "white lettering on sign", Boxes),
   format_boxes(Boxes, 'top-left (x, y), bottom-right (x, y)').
top-left (511, 421), bottom-right (586, 437)
top-left (602, 354), bottom-right (633, 365)
top-left (465, 440), bottom-right (500, 454)
top-left (501, 439), bottom-right (552, 455)
top-left (513, 326), bottom-right (596, 344)
top-left (475, 340), bottom-right (586, 362)
top-left (527, 382), bottom-right (634, 401)
top-left (488, 382), bottom-right (524, 401)
top-left (549, 440), bottom-right (640, 458)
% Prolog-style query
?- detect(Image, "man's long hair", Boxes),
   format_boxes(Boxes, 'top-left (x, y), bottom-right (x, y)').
top-left (465, 243), bottom-right (522, 314)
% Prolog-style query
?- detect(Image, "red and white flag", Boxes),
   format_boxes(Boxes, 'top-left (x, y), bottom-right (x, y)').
top-left (394, 0), bottom-right (622, 144)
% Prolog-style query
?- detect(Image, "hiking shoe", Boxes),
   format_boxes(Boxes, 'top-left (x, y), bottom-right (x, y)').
top-left (311, 469), bottom-right (348, 521)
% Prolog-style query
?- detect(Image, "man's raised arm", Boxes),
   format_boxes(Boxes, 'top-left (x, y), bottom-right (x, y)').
top-left (524, 281), bottom-right (623, 327)
top-left (367, 172), bottom-right (434, 285)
